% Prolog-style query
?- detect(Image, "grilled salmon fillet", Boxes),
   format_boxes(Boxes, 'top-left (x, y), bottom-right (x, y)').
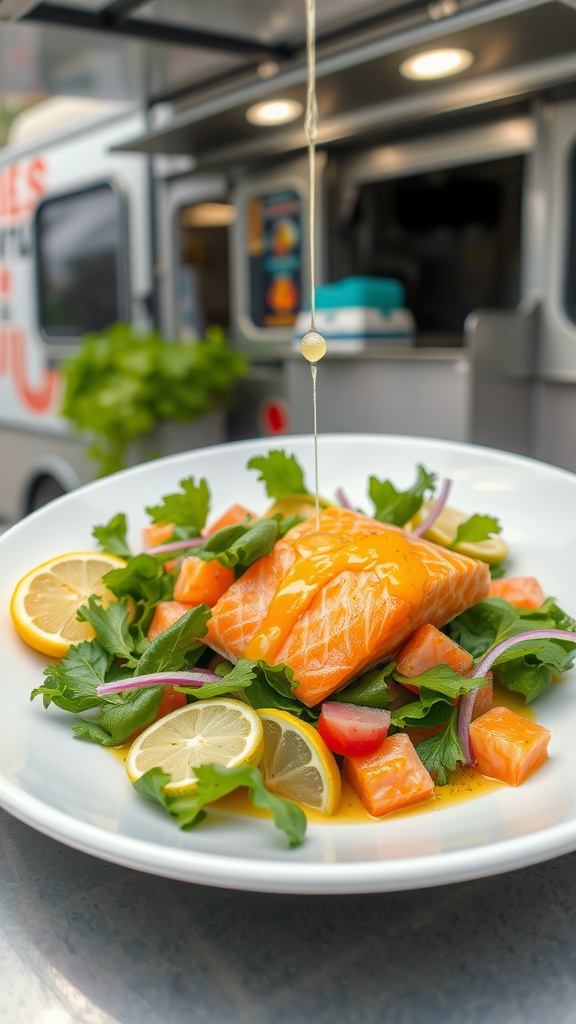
top-left (206, 507), bottom-right (490, 707)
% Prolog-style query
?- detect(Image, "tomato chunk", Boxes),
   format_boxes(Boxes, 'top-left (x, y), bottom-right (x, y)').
top-left (317, 702), bottom-right (391, 757)
top-left (343, 733), bottom-right (435, 817)
top-left (488, 576), bottom-right (545, 610)
top-left (469, 706), bottom-right (551, 785)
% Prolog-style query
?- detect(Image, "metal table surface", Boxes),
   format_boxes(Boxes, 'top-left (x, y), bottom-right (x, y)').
top-left (2, 806), bottom-right (576, 1024)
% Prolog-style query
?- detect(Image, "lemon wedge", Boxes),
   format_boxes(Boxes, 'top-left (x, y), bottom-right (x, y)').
top-left (411, 503), bottom-right (507, 564)
top-left (125, 698), bottom-right (264, 796)
top-left (264, 494), bottom-right (333, 519)
top-left (257, 708), bottom-right (341, 814)
top-left (10, 551), bottom-right (125, 657)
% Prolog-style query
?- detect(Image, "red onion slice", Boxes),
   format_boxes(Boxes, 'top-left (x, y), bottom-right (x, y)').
top-left (145, 537), bottom-right (204, 556)
top-left (472, 628), bottom-right (576, 680)
top-left (335, 487), bottom-right (353, 509)
top-left (411, 478), bottom-right (452, 537)
top-left (96, 668), bottom-right (221, 696)
top-left (458, 627), bottom-right (576, 766)
top-left (457, 687), bottom-right (478, 765)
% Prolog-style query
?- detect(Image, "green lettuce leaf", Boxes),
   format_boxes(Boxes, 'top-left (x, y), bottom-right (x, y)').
top-left (369, 464), bottom-right (436, 526)
top-left (446, 596), bottom-right (576, 702)
top-left (248, 451), bottom-right (309, 500)
top-left (415, 706), bottom-right (464, 786)
top-left (452, 513), bottom-right (501, 547)
top-left (197, 518), bottom-right (279, 570)
top-left (146, 476), bottom-right (210, 530)
top-left (76, 595), bottom-right (138, 668)
top-left (92, 513), bottom-right (132, 558)
top-left (134, 764), bottom-right (307, 847)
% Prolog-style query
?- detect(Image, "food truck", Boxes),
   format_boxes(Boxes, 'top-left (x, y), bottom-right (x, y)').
top-left (2, 0), bottom-right (576, 519)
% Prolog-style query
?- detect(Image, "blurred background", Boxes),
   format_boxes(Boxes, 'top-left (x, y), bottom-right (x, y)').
top-left (2, 0), bottom-right (576, 523)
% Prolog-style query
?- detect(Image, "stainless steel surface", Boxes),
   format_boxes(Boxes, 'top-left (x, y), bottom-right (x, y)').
top-left (466, 299), bottom-right (538, 455)
top-left (286, 351), bottom-right (470, 440)
top-left (2, 805), bottom-right (576, 1023)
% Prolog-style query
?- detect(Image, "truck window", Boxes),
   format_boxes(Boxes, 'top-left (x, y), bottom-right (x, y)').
top-left (334, 156), bottom-right (523, 345)
top-left (35, 182), bottom-right (128, 343)
top-left (176, 201), bottom-right (233, 338)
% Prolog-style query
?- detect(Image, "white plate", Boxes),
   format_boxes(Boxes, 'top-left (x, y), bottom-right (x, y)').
top-left (2, 434), bottom-right (576, 894)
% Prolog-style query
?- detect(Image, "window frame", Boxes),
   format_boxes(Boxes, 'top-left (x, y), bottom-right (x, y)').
top-left (33, 178), bottom-right (130, 352)
top-left (564, 140), bottom-right (576, 325)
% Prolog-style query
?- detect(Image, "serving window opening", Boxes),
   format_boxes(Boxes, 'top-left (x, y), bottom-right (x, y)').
top-left (333, 155), bottom-right (523, 346)
top-left (175, 201), bottom-right (234, 339)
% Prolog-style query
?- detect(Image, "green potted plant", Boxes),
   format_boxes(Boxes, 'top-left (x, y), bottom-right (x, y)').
top-left (60, 322), bottom-right (247, 476)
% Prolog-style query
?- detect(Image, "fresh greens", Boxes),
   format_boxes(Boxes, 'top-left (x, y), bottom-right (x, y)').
top-left (369, 464), bottom-right (436, 526)
top-left (92, 513), bottom-right (131, 558)
top-left (178, 659), bottom-right (319, 723)
top-left (60, 323), bottom-right (247, 476)
top-left (446, 597), bottom-right (576, 702)
top-left (134, 764), bottom-right (307, 847)
top-left (31, 604), bottom-right (210, 746)
top-left (415, 707), bottom-right (464, 787)
top-left (391, 667), bottom-right (489, 731)
top-left (248, 450), bottom-right (310, 500)
top-left (196, 518), bottom-right (279, 571)
top-left (146, 477), bottom-right (210, 531)
top-left (452, 513), bottom-right (502, 548)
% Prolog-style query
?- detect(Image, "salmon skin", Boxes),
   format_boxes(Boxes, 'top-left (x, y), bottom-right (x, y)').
top-left (206, 507), bottom-right (490, 707)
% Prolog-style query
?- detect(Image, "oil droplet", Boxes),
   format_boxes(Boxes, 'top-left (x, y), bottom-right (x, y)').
top-left (300, 329), bottom-right (326, 363)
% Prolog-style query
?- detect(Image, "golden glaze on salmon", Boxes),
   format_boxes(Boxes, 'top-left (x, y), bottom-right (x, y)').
top-left (206, 507), bottom-right (490, 707)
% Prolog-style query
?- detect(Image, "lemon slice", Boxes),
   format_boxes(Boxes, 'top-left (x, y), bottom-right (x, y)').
top-left (126, 698), bottom-right (264, 796)
top-left (10, 551), bottom-right (125, 657)
top-left (411, 503), bottom-right (508, 565)
top-left (257, 708), bottom-right (341, 815)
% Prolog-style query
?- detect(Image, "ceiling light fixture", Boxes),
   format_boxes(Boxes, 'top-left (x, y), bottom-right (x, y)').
top-left (399, 48), bottom-right (474, 80)
top-left (246, 99), bottom-right (303, 126)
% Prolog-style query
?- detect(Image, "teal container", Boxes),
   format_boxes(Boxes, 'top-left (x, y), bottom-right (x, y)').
top-left (314, 276), bottom-right (405, 313)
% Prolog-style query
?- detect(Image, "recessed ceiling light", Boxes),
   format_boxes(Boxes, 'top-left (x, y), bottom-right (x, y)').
top-left (246, 99), bottom-right (303, 126)
top-left (399, 48), bottom-right (474, 80)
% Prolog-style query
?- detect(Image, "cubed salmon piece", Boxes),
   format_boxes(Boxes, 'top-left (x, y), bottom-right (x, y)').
top-left (396, 623), bottom-right (473, 677)
top-left (343, 732), bottom-right (435, 817)
top-left (488, 576), bottom-right (545, 610)
top-left (147, 600), bottom-right (194, 641)
top-left (469, 706), bottom-right (551, 785)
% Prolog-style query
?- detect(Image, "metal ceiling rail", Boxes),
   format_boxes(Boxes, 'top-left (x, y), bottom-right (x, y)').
top-left (19, 0), bottom-right (478, 63)
top-left (21, 1), bottom-right (295, 57)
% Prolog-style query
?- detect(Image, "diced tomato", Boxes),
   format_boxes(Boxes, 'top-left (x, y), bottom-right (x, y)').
top-left (317, 701), bottom-right (391, 757)
top-left (147, 599), bottom-right (193, 641)
top-left (143, 522), bottom-right (175, 549)
top-left (207, 504), bottom-right (256, 536)
top-left (469, 706), bottom-right (551, 786)
top-left (488, 576), bottom-right (545, 610)
top-left (174, 555), bottom-right (235, 607)
top-left (343, 732), bottom-right (435, 817)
